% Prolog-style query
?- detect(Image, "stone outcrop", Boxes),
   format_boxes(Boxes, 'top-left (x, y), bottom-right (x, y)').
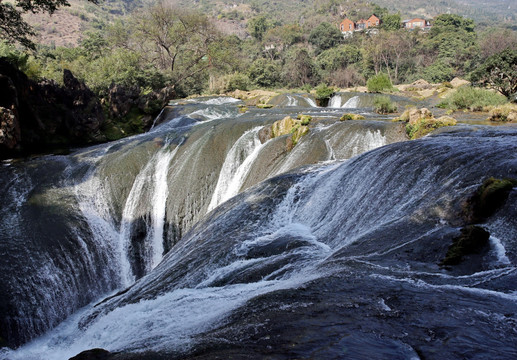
top-left (398, 107), bottom-right (457, 139)
top-left (107, 84), bottom-right (176, 129)
top-left (0, 59), bottom-right (105, 158)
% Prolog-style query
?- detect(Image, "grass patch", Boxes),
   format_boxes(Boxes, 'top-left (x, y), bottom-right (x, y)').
top-left (340, 113), bottom-right (365, 121)
top-left (486, 103), bottom-right (517, 122)
top-left (438, 86), bottom-right (507, 111)
top-left (373, 96), bottom-right (397, 114)
top-left (405, 116), bottom-right (456, 139)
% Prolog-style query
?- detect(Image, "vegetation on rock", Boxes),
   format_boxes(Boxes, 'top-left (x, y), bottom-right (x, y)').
top-left (340, 113), bottom-right (365, 121)
top-left (373, 96), bottom-right (397, 114)
top-left (401, 107), bottom-right (457, 139)
top-left (270, 116), bottom-right (309, 150)
top-left (463, 177), bottom-right (517, 223)
top-left (487, 104), bottom-right (517, 122)
top-left (314, 83), bottom-right (335, 107)
top-left (438, 86), bottom-right (507, 111)
top-left (440, 225), bottom-right (490, 266)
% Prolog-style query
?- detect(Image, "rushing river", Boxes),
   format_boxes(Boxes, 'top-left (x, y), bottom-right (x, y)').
top-left (1, 93), bottom-right (516, 359)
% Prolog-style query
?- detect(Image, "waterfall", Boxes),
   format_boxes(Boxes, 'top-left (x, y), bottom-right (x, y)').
top-left (305, 97), bottom-right (318, 107)
top-left (286, 95), bottom-right (298, 106)
top-left (118, 142), bottom-right (180, 283)
top-left (328, 94), bottom-right (342, 108)
top-left (342, 95), bottom-right (360, 108)
top-left (207, 127), bottom-right (265, 212)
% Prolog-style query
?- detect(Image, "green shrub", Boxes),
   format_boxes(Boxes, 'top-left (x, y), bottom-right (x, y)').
top-left (314, 83), bottom-right (335, 107)
top-left (367, 73), bottom-right (393, 93)
top-left (226, 72), bottom-right (251, 92)
top-left (373, 96), bottom-right (397, 114)
top-left (438, 86), bottom-right (507, 111)
top-left (297, 114), bottom-right (312, 125)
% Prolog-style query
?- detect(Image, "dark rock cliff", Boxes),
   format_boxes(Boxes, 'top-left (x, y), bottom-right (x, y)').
top-left (0, 58), bottom-right (105, 159)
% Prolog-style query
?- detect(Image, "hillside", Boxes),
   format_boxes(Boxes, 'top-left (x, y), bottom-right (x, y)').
top-left (19, 0), bottom-right (517, 47)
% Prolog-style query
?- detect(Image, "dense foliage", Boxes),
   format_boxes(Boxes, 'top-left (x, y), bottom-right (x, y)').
top-left (1, 0), bottom-right (516, 101)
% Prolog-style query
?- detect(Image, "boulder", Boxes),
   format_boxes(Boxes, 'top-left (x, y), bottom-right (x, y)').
top-left (0, 107), bottom-right (20, 150)
top-left (408, 108), bottom-right (433, 125)
top-left (450, 77), bottom-right (470, 88)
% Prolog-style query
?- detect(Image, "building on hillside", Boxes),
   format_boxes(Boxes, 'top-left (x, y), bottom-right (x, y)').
top-left (340, 14), bottom-right (380, 38)
top-left (340, 18), bottom-right (355, 33)
top-left (366, 15), bottom-right (380, 28)
top-left (403, 18), bottom-right (432, 30)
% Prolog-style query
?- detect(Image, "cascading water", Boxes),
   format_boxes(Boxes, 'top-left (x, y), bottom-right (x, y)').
top-left (342, 95), bottom-right (360, 108)
top-left (3, 95), bottom-right (516, 360)
top-left (328, 94), bottom-right (342, 108)
top-left (207, 127), bottom-right (265, 212)
top-left (4, 127), bottom-right (516, 360)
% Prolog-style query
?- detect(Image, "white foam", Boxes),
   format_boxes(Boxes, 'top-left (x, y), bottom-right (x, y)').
top-left (208, 127), bottom-right (265, 212)
top-left (489, 236), bottom-right (512, 265)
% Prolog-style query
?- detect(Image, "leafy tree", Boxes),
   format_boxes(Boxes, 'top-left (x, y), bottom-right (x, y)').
top-left (309, 22), bottom-right (342, 55)
top-left (248, 58), bottom-right (280, 88)
top-left (472, 49), bottom-right (517, 99)
top-left (426, 14), bottom-right (479, 77)
top-left (367, 73), bottom-right (393, 92)
top-left (317, 45), bottom-right (362, 73)
top-left (283, 48), bottom-right (319, 87)
top-left (0, 0), bottom-right (97, 48)
top-left (131, 1), bottom-right (219, 90)
top-left (381, 13), bottom-right (402, 31)
top-left (248, 15), bottom-right (272, 41)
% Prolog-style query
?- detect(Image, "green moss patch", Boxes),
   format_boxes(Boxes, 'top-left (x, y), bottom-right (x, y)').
top-left (440, 225), bottom-right (490, 266)
top-left (340, 113), bottom-right (365, 121)
top-left (405, 116), bottom-right (457, 139)
top-left (463, 177), bottom-right (517, 222)
top-left (271, 116), bottom-right (309, 151)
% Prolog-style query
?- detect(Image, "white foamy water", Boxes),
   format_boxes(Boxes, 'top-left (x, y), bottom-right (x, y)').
top-left (328, 94), bottom-right (342, 108)
top-left (199, 97), bottom-right (241, 105)
top-left (208, 127), bottom-right (266, 212)
top-left (342, 96), bottom-right (360, 108)
top-left (286, 95), bottom-right (298, 106)
top-left (118, 144), bottom-right (180, 283)
top-left (2, 271), bottom-right (317, 360)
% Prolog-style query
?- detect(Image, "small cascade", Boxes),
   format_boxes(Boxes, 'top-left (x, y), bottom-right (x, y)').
top-left (328, 94), bottom-right (342, 108)
top-left (342, 96), bottom-right (360, 108)
top-left (305, 97), bottom-right (318, 107)
top-left (207, 127), bottom-right (265, 212)
top-left (118, 142), bottom-right (181, 282)
top-left (286, 95), bottom-right (298, 107)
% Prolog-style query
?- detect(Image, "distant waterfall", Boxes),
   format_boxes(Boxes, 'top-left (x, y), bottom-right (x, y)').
top-left (328, 94), bottom-right (342, 108)
top-left (342, 96), bottom-right (360, 108)
top-left (306, 97), bottom-right (318, 107)
top-left (286, 95), bottom-right (298, 106)
top-left (208, 127), bottom-right (265, 212)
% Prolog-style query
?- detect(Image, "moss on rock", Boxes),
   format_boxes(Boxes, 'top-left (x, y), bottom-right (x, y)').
top-left (440, 225), bottom-right (490, 266)
top-left (487, 104), bottom-right (517, 122)
top-left (340, 113), bottom-right (366, 121)
top-left (404, 108), bottom-right (457, 139)
top-left (463, 177), bottom-right (517, 223)
top-left (297, 114), bottom-right (312, 125)
top-left (270, 116), bottom-right (310, 151)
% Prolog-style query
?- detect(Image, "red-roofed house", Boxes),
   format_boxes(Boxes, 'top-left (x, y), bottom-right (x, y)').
top-left (403, 18), bottom-right (431, 30)
top-left (366, 15), bottom-right (380, 28)
top-left (340, 18), bottom-right (355, 33)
